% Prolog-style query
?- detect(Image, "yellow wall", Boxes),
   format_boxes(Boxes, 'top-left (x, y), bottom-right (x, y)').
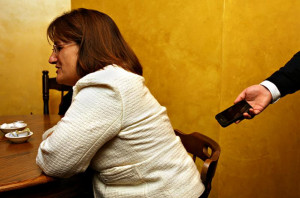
top-left (71, 1), bottom-right (300, 198)
top-left (0, 0), bottom-right (299, 197)
top-left (220, 1), bottom-right (300, 197)
top-left (0, 0), bottom-right (71, 115)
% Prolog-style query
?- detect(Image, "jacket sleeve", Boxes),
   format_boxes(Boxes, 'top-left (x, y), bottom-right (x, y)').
top-left (36, 84), bottom-right (123, 178)
top-left (266, 51), bottom-right (300, 97)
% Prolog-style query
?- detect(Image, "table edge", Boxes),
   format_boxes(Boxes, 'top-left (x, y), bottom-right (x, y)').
top-left (0, 174), bottom-right (55, 192)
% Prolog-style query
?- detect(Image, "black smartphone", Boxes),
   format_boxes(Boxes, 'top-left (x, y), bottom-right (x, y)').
top-left (215, 100), bottom-right (252, 127)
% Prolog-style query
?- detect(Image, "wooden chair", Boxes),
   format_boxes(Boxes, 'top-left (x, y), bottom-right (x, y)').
top-left (42, 70), bottom-right (72, 115)
top-left (174, 129), bottom-right (221, 198)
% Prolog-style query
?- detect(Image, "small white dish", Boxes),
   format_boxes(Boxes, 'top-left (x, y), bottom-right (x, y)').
top-left (5, 131), bottom-right (33, 143)
top-left (0, 121), bottom-right (27, 134)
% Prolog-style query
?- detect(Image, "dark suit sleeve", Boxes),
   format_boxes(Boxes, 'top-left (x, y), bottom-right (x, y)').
top-left (266, 51), bottom-right (300, 97)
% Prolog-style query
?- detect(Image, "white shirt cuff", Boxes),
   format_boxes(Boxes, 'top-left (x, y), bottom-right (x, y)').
top-left (260, 80), bottom-right (281, 103)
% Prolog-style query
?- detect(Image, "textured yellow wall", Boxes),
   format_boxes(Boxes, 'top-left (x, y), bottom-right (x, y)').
top-left (71, 1), bottom-right (300, 198)
top-left (220, 1), bottom-right (300, 197)
top-left (0, 0), bottom-right (70, 116)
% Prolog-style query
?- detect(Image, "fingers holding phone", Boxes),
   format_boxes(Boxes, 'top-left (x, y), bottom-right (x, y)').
top-left (217, 84), bottom-right (273, 127)
top-left (235, 110), bottom-right (254, 124)
top-left (215, 100), bottom-right (252, 127)
top-left (234, 85), bottom-right (272, 119)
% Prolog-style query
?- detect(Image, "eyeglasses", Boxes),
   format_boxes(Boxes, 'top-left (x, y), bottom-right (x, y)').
top-left (52, 43), bottom-right (77, 54)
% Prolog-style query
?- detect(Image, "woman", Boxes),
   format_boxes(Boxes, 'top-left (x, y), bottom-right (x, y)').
top-left (36, 8), bottom-right (204, 198)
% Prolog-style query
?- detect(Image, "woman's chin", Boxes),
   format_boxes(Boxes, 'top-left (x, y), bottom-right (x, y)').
top-left (55, 77), bottom-right (64, 85)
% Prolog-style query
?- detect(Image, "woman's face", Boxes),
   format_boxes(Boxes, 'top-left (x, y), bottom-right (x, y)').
top-left (48, 40), bottom-right (80, 86)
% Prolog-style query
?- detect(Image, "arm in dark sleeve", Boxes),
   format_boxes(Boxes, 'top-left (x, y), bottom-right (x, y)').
top-left (266, 51), bottom-right (300, 97)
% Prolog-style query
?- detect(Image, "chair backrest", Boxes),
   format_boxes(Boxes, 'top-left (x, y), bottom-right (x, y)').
top-left (174, 129), bottom-right (221, 198)
top-left (42, 70), bottom-right (72, 115)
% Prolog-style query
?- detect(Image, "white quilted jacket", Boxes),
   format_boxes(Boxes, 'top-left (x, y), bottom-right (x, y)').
top-left (36, 65), bottom-right (204, 198)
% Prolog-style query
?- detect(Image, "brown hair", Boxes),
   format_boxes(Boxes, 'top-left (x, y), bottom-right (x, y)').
top-left (47, 8), bottom-right (143, 77)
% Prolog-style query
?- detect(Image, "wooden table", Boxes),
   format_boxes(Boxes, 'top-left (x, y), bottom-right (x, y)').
top-left (0, 115), bottom-right (93, 198)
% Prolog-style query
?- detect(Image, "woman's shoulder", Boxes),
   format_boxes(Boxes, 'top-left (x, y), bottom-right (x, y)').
top-left (74, 65), bottom-right (144, 90)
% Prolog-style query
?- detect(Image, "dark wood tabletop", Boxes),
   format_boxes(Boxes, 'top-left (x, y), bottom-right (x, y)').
top-left (0, 114), bottom-right (61, 192)
top-left (0, 115), bottom-right (93, 198)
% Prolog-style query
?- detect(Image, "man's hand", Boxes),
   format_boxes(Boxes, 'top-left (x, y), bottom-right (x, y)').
top-left (234, 85), bottom-right (272, 121)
